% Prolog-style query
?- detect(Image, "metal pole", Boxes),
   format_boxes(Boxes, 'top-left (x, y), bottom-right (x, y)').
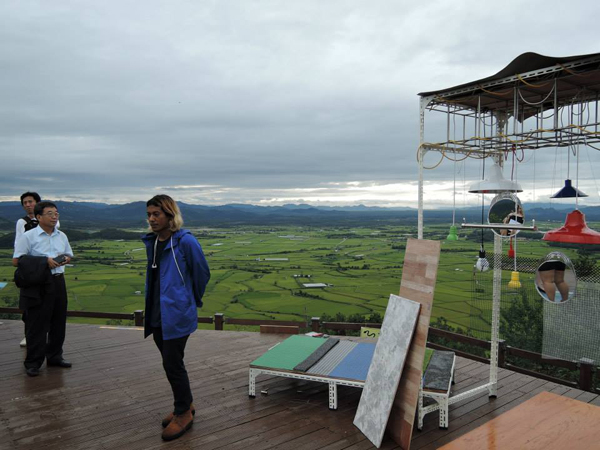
top-left (489, 230), bottom-right (502, 397)
top-left (595, 94), bottom-right (598, 134)
top-left (554, 79), bottom-right (559, 130)
top-left (514, 87), bottom-right (518, 136)
top-left (418, 96), bottom-right (432, 239)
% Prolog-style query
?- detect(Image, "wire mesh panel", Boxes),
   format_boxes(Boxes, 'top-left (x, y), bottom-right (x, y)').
top-left (470, 252), bottom-right (600, 364)
top-left (543, 278), bottom-right (600, 364)
top-left (470, 254), bottom-right (539, 341)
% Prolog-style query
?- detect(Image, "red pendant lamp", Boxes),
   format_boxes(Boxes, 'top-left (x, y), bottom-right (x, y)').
top-left (508, 238), bottom-right (515, 258)
top-left (543, 210), bottom-right (600, 244)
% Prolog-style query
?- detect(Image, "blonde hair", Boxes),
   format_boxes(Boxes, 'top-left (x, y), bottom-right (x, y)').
top-left (146, 195), bottom-right (184, 232)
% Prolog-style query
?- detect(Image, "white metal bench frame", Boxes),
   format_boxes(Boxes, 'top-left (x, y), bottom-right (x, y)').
top-left (249, 367), bottom-right (365, 410)
top-left (251, 351), bottom-right (458, 428)
top-left (250, 337), bottom-right (464, 431)
top-left (418, 354), bottom-right (456, 430)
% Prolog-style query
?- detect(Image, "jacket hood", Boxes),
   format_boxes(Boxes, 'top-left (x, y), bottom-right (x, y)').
top-left (141, 228), bottom-right (192, 245)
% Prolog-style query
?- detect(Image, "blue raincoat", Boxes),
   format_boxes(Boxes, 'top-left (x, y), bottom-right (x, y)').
top-left (142, 229), bottom-right (210, 340)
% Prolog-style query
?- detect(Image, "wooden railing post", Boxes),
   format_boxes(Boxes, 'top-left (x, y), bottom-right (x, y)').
top-left (498, 339), bottom-right (506, 368)
top-left (311, 317), bottom-right (320, 332)
top-left (578, 357), bottom-right (594, 391)
top-left (134, 310), bottom-right (144, 327)
top-left (214, 313), bottom-right (224, 331)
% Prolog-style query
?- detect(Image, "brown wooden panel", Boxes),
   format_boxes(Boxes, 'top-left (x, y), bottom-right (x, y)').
top-left (259, 325), bottom-right (300, 334)
top-left (322, 322), bottom-right (383, 330)
top-left (229, 318), bottom-right (306, 327)
top-left (504, 363), bottom-right (578, 387)
top-left (428, 328), bottom-right (491, 349)
top-left (388, 238), bottom-right (441, 449)
top-left (426, 342), bottom-right (490, 364)
top-left (506, 346), bottom-right (578, 369)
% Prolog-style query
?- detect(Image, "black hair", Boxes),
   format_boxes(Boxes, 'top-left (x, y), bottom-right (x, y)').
top-left (20, 192), bottom-right (41, 205)
top-left (34, 201), bottom-right (58, 218)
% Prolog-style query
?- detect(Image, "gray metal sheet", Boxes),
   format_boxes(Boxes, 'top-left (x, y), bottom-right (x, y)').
top-left (294, 338), bottom-right (340, 372)
top-left (422, 350), bottom-right (454, 392)
top-left (307, 340), bottom-right (357, 376)
top-left (353, 294), bottom-right (421, 448)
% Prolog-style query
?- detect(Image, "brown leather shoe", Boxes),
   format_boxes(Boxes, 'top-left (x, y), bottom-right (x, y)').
top-left (162, 403), bottom-right (195, 428)
top-left (161, 409), bottom-right (193, 441)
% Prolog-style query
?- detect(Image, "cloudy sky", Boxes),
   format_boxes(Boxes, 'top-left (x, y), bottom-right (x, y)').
top-left (1, 0), bottom-right (599, 207)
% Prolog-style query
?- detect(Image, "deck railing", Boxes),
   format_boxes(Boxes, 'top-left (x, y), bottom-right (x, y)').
top-left (1, 307), bottom-right (596, 393)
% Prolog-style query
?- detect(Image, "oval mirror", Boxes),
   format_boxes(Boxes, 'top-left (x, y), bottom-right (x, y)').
top-left (488, 192), bottom-right (524, 237)
top-left (535, 252), bottom-right (577, 303)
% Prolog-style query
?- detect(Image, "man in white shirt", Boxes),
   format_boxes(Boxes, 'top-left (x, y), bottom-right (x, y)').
top-left (14, 192), bottom-right (61, 347)
top-left (13, 201), bottom-right (74, 377)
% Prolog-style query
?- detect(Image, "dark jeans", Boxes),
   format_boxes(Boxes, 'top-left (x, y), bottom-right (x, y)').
top-left (152, 328), bottom-right (193, 415)
top-left (24, 275), bottom-right (68, 369)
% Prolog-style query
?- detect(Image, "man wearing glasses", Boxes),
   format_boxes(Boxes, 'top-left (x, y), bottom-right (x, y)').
top-left (14, 191), bottom-right (60, 348)
top-left (13, 201), bottom-right (74, 377)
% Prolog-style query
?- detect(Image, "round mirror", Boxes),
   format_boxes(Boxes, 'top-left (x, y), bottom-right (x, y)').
top-left (488, 192), bottom-right (524, 237)
top-left (535, 252), bottom-right (577, 303)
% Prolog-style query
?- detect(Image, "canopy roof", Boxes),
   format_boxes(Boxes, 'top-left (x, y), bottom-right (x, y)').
top-left (419, 52), bottom-right (600, 118)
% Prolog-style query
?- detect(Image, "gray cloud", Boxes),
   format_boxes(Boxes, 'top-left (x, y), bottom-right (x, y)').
top-left (1, 0), bottom-right (599, 206)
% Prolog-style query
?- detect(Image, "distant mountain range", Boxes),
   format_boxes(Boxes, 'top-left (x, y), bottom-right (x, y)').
top-left (0, 201), bottom-right (598, 229)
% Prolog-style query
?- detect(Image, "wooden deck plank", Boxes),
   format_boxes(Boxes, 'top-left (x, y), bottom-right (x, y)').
top-left (224, 418), bottom-right (322, 450)
top-left (0, 319), bottom-right (595, 450)
top-left (573, 390), bottom-right (599, 403)
top-left (438, 392), bottom-right (600, 450)
top-left (413, 376), bottom-right (593, 450)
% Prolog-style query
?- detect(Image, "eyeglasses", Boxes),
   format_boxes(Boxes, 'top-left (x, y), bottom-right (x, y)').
top-left (41, 212), bottom-right (60, 218)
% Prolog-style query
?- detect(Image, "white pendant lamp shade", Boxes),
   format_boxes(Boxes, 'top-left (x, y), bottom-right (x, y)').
top-left (469, 163), bottom-right (523, 194)
top-left (475, 249), bottom-right (490, 272)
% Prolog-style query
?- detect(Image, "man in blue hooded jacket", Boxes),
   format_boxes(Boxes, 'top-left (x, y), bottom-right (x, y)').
top-left (142, 195), bottom-right (210, 441)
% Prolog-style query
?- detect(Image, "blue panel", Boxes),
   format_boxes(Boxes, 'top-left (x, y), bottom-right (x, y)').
top-left (329, 343), bottom-right (376, 381)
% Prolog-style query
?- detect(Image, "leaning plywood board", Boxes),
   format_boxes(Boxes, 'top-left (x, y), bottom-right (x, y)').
top-left (353, 294), bottom-right (421, 448)
top-left (388, 238), bottom-right (441, 449)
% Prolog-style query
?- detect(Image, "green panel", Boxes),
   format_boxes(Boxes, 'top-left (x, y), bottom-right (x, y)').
top-left (250, 335), bottom-right (328, 370)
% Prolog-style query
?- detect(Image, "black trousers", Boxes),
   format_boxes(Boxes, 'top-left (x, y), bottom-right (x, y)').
top-left (24, 275), bottom-right (68, 369)
top-left (152, 328), bottom-right (193, 415)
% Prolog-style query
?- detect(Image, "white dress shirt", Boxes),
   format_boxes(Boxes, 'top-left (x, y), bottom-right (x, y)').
top-left (15, 218), bottom-right (60, 247)
top-left (13, 226), bottom-right (73, 275)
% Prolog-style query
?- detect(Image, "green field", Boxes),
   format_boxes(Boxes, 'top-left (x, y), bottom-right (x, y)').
top-left (0, 225), bottom-right (591, 330)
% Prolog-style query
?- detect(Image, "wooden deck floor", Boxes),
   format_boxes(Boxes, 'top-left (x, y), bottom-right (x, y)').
top-left (1, 319), bottom-right (598, 450)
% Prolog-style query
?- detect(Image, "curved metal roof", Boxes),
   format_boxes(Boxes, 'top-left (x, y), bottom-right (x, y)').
top-left (418, 52), bottom-right (600, 118)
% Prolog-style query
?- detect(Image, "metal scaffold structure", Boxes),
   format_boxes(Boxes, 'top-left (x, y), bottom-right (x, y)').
top-left (417, 52), bottom-right (600, 406)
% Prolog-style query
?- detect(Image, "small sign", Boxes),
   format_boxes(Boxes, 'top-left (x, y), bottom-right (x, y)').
top-left (360, 327), bottom-right (381, 339)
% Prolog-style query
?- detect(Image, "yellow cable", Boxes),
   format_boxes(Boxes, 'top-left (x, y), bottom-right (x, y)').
top-left (433, 95), bottom-right (464, 105)
top-left (568, 124), bottom-right (600, 135)
top-left (478, 85), bottom-right (513, 97)
top-left (416, 144), bottom-right (446, 169)
top-left (558, 63), bottom-right (585, 77)
top-left (417, 141), bottom-right (492, 167)
top-left (418, 123), bottom-right (600, 167)
top-left (516, 74), bottom-right (551, 89)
